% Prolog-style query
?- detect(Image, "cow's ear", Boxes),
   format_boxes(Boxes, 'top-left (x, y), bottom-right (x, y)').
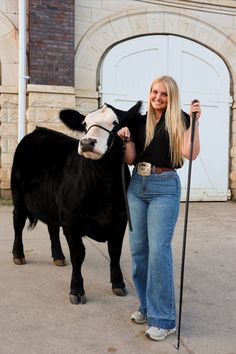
top-left (119, 101), bottom-right (142, 127)
top-left (59, 109), bottom-right (86, 132)
top-left (126, 101), bottom-right (142, 118)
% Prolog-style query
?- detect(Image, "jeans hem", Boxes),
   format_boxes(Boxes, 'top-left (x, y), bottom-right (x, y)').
top-left (139, 306), bottom-right (147, 316)
top-left (147, 316), bottom-right (176, 329)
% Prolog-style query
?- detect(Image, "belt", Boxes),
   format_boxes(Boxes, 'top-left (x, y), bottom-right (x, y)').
top-left (135, 162), bottom-right (174, 176)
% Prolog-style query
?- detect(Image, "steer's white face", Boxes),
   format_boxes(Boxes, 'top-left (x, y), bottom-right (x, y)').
top-left (78, 105), bottom-right (119, 160)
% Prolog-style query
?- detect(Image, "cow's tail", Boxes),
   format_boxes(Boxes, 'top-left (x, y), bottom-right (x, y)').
top-left (27, 217), bottom-right (38, 230)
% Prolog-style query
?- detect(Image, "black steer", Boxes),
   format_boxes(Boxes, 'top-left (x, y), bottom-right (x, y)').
top-left (11, 101), bottom-right (141, 304)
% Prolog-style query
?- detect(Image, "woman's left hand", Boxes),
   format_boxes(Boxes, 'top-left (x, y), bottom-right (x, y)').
top-left (190, 100), bottom-right (201, 122)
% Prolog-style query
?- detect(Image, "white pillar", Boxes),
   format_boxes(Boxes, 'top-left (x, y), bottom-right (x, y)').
top-left (18, 0), bottom-right (28, 142)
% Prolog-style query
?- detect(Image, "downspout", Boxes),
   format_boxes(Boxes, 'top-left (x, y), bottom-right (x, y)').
top-left (18, 0), bottom-right (28, 142)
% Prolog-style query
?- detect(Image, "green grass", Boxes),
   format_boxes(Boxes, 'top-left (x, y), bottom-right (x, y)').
top-left (0, 198), bottom-right (13, 206)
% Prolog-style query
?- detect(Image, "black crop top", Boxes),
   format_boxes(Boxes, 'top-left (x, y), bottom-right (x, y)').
top-left (130, 111), bottom-right (190, 169)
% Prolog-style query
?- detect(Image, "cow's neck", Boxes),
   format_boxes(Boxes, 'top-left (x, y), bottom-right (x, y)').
top-left (95, 142), bottom-right (123, 177)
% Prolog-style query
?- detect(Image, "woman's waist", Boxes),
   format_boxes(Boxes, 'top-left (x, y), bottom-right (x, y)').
top-left (135, 162), bottom-right (174, 176)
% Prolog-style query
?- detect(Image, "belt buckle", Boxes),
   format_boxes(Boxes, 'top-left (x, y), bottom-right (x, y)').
top-left (136, 162), bottom-right (151, 176)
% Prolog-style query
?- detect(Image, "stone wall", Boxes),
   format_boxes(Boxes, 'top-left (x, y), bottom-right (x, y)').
top-left (0, 87), bottom-right (18, 198)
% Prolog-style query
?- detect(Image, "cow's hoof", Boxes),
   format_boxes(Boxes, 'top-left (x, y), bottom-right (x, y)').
top-left (112, 287), bottom-right (128, 296)
top-left (13, 257), bottom-right (26, 265)
top-left (53, 259), bottom-right (67, 267)
top-left (70, 294), bottom-right (87, 305)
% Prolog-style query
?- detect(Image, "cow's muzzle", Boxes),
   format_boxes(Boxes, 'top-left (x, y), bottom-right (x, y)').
top-left (80, 138), bottom-right (97, 152)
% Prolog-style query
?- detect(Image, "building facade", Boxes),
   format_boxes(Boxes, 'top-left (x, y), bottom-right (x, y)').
top-left (0, 0), bottom-right (236, 200)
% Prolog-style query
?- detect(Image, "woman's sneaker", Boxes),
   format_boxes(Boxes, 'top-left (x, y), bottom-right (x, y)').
top-left (145, 326), bottom-right (176, 341)
top-left (131, 310), bottom-right (147, 324)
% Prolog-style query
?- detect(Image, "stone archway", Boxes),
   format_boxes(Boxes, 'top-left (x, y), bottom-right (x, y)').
top-left (75, 9), bottom-right (236, 94)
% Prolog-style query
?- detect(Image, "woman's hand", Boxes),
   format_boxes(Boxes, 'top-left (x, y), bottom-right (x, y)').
top-left (117, 127), bottom-right (136, 165)
top-left (117, 127), bottom-right (132, 142)
top-left (182, 100), bottom-right (201, 160)
top-left (189, 99), bottom-right (201, 122)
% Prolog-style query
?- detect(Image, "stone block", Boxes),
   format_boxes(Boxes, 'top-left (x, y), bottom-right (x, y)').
top-left (29, 108), bottom-right (61, 124)
top-left (127, 11), bottom-right (148, 35)
top-left (179, 13), bottom-right (198, 36)
top-left (1, 63), bottom-right (18, 86)
top-left (146, 10), bottom-right (165, 33)
top-left (0, 92), bottom-right (18, 107)
top-left (0, 137), bottom-right (8, 153)
top-left (232, 120), bottom-right (236, 134)
top-left (164, 12), bottom-right (180, 34)
top-left (75, 67), bottom-right (97, 91)
top-left (0, 29), bottom-right (18, 63)
top-left (0, 108), bottom-right (8, 122)
top-left (75, 37), bottom-right (102, 72)
top-left (111, 15), bottom-right (133, 41)
top-left (230, 146), bottom-right (236, 157)
top-left (75, 97), bottom-right (98, 115)
top-left (1, 152), bottom-right (14, 166)
top-left (231, 188), bottom-right (236, 200)
top-left (28, 92), bottom-right (75, 108)
top-left (7, 108), bottom-right (18, 123)
top-left (86, 20), bottom-right (117, 53)
top-left (229, 171), bottom-right (236, 181)
top-left (0, 122), bottom-right (17, 136)
top-left (7, 137), bottom-right (18, 152)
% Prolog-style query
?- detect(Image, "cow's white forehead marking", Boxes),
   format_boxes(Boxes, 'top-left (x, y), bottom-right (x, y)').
top-left (85, 106), bottom-right (118, 128)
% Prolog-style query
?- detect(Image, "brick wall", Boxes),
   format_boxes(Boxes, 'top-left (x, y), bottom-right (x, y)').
top-left (29, 0), bottom-right (74, 86)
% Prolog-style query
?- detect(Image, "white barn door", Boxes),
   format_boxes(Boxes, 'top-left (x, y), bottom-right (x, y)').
top-left (100, 35), bottom-right (231, 201)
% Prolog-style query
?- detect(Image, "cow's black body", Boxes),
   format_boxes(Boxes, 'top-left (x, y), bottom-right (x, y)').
top-left (11, 102), bottom-right (141, 304)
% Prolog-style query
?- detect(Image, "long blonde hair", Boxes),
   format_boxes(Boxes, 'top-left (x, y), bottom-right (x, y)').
top-left (145, 75), bottom-right (186, 167)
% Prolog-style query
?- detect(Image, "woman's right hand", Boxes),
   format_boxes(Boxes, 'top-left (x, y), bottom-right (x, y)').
top-left (117, 127), bottom-right (136, 164)
top-left (117, 127), bottom-right (131, 142)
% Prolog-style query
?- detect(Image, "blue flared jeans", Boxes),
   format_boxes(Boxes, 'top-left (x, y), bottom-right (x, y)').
top-left (128, 169), bottom-right (181, 329)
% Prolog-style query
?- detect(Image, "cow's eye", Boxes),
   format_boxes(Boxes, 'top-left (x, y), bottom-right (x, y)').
top-left (113, 121), bottom-right (118, 126)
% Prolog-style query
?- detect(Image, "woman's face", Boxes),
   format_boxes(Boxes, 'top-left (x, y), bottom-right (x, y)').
top-left (150, 82), bottom-right (168, 114)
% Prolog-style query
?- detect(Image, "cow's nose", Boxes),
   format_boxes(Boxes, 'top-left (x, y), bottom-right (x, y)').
top-left (80, 138), bottom-right (97, 152)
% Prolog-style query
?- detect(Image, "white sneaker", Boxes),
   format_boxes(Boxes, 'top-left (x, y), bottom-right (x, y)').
top-left (145, 326), bottom-right (176, 341)
top-left (131, 310), bottom-right (147, 324)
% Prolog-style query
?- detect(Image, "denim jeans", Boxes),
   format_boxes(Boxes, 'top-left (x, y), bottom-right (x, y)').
top-left (128, 169), bottom-right (181, 329)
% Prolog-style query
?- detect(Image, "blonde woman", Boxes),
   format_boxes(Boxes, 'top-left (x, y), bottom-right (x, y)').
top-left (118, 75), bottom-right (201, 341)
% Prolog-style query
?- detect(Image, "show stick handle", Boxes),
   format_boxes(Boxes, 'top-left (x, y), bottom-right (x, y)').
top-left (191, 99), bottom-right (199, 120)
top-left (190, 99), bottom-right (199, 142)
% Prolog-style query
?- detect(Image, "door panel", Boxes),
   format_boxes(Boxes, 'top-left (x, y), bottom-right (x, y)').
top-left (101, 36), bottom-right (168, 110)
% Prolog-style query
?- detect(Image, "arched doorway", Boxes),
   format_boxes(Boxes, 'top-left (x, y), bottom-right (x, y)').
top-left (100, 35), bottom-right (231, 201)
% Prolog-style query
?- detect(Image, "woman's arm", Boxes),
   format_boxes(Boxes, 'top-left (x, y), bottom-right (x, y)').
top-left (117, 127), bottom-right (136, 165)
top-left (182, 100), bottom-right (201, 160)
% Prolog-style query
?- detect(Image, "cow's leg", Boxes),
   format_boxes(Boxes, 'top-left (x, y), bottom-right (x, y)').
top-left (12, 205), bottom-right (27, 265)
top-left (64, 232), bottom-right (86, 305)
top-left (47, 224), bottom-right (66, 266)
top-left (107, 217), bottom-right (127, 296)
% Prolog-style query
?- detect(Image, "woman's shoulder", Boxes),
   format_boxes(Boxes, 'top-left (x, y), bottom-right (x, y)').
top-left (131, 112), bottom-right (146, 126)
top-left (129, 112), bottom-right (146, 135)
top-left (181, 110), bottom-right (190, 128)
top-left (137, 112), bottom-right (147, 123)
